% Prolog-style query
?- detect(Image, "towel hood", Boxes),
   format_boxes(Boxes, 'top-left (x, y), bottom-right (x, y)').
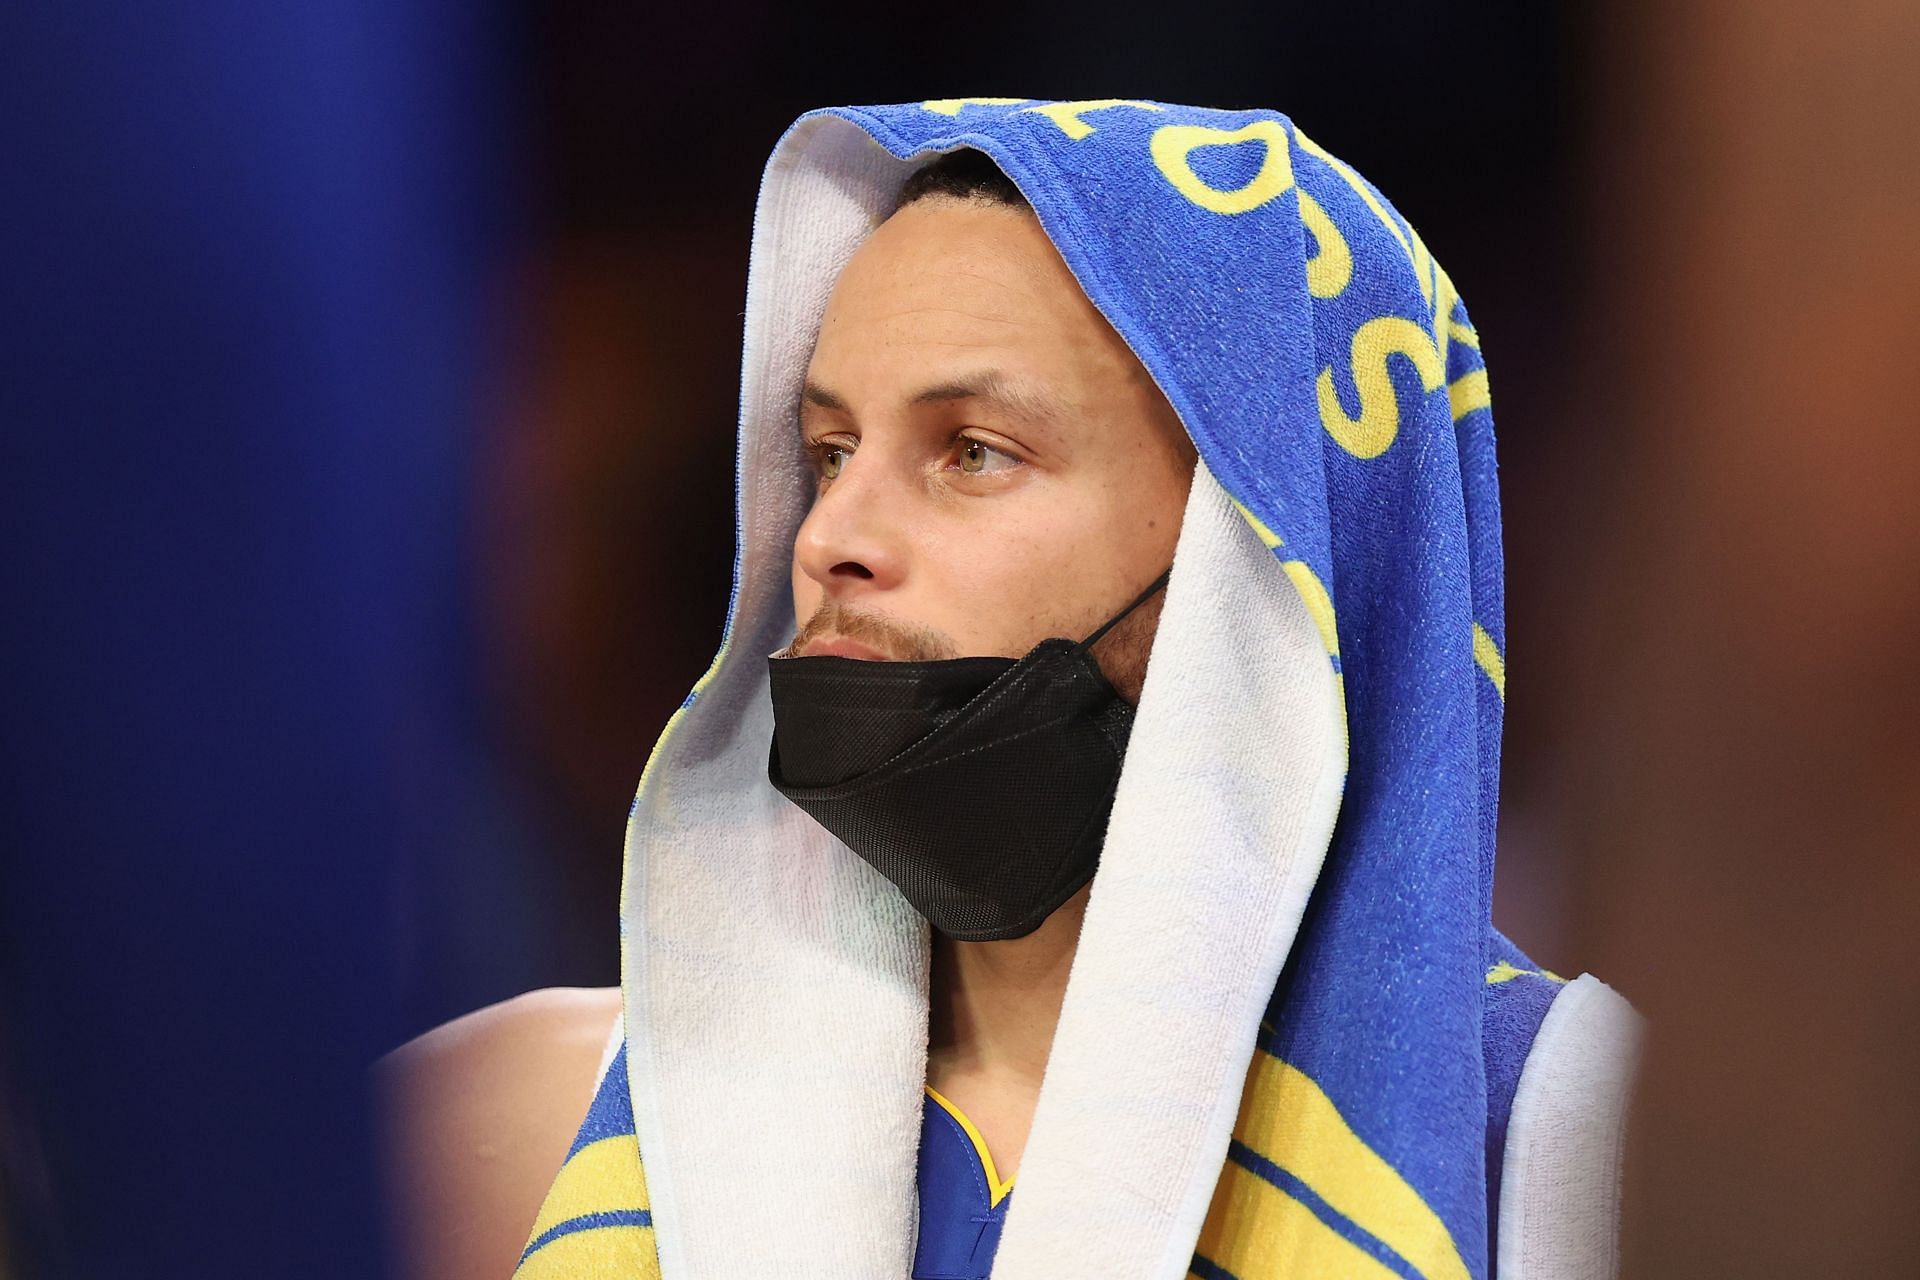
top-left (618, 99), bottom-right (1516, 1279)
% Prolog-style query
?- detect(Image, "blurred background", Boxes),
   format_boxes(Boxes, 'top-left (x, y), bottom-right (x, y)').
top-left (2, 2), bottom-right (1915, 1276)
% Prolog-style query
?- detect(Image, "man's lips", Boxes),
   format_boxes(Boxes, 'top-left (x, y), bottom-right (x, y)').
top-left (796, 636), bottom-right (893, 661)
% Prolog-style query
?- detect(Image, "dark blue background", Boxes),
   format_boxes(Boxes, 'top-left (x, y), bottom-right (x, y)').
top-left (1, 4), bottom-right (513, 1273)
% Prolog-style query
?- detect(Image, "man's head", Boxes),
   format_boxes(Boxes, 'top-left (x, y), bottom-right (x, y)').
top-left (788, 150), bottom-right (1196, 700)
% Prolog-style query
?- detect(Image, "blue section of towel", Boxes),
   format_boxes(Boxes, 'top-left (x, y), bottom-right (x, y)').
top-left (568, 1042), bottom-right (637, 1159)
top-left (811, 98), bottom-right (1536, 1277)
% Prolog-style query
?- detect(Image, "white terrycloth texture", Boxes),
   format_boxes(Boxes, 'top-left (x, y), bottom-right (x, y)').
top-left (595, 1006), bottom-right (624, 1080)
top-left (1498, 975), bottom-right (1646, 1280)
top-left (620, 116), bottom-right (932, 1280)
top-left (620, 112), bottom-right (1346, 1280)
top-left (988, 459), bottom-right (1346, 1280)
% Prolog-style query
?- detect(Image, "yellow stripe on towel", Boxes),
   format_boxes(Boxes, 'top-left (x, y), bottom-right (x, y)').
top-left (1232, 500), bottom-right (1285, 551)
top-left (522, 1134), bottom-right (652, 1246)
top-left (1280, 561), bottom-right (1340, 658)
top-left (1487, 959), bottom-right (1566, 986)
top-left (1194, 1160), bottom-right (1402, 1280)
top-left (1233, 1053), bottom-right (1472, 1280)
top-left (1472, 622), bottom-right (1506, 702)
top-left (1449, 370), bottom-right (1491, 422)
top-left (515, 1132), bottom-right (659, 1277)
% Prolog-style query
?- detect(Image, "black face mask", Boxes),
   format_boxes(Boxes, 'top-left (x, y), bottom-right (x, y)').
top-left (766, 571), bottom-right (1171, 942)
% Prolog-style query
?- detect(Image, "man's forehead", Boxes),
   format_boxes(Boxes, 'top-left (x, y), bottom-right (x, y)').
top-left (816, 199), bottom-right (1073, 331)
top-left (795, 200), bottom-right (1170, 442)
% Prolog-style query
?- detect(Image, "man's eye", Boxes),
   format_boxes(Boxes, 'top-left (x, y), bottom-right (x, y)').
top-left (957, 439), bottom-right (1018, 475)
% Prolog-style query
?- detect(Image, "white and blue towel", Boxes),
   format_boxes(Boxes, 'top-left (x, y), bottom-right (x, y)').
top-left (602, 98), bottom-right (1642, 1280)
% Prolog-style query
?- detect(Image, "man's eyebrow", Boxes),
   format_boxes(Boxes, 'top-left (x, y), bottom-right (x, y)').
top-left (801, 380), bottom-right (849, 414)
top-left (909, 371), bottom-right (1068, 424)
top-left (800, 371), bottom-right (1066, 425)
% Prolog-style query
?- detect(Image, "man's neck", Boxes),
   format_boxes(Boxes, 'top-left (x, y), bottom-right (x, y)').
top-left (923, 884), bottom-right (1094, 1183)
top-left (926, 883), bottom-right (1092, 1085)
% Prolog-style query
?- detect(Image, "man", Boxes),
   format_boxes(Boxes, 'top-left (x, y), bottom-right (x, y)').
top-left (383, 99), bottom-right (1641, 1280)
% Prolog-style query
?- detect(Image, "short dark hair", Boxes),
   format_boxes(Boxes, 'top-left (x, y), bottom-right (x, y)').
top-left (897, 149), bottom-right (1029, 210)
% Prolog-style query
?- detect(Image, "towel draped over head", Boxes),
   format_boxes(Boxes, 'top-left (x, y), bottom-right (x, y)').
top-left (611, 98), bottom-right (1638, 1280)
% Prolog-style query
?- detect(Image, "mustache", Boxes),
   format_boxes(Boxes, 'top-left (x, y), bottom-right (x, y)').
top-left (783, 600), bottom-right (959, 662)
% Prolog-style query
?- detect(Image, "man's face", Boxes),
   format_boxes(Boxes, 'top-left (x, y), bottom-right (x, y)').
top-left (789, 196), bottom-right (1195, 699)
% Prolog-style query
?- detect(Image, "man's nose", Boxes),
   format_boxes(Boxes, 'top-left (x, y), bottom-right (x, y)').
top-left (791, 453), bottom-right (908, 594)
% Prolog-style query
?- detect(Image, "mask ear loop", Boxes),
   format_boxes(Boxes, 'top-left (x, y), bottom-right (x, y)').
top-left (1069, 568), bottom-right (1174, 657)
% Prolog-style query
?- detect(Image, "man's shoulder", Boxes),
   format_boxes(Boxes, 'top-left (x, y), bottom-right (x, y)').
top-left (382, 985), bottom-right (622, 1086)
top-left (376, 986), bottom-right (622, 1280)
